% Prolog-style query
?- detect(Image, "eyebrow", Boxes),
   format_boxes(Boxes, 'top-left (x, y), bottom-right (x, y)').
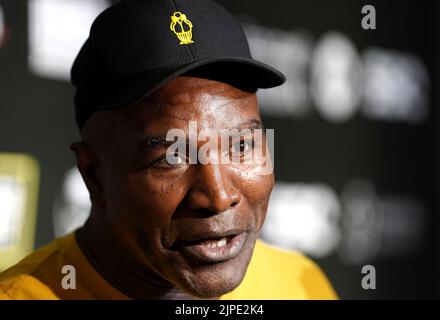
top-left (136, 119), bottom-right (265, 154)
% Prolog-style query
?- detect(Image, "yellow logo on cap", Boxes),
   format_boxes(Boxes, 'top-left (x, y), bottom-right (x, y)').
top-left (170, 11), bottom-right (194, 45)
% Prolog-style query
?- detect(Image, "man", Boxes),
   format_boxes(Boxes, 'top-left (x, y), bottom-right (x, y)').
top-left (0, 0), bottom-right (337, 299)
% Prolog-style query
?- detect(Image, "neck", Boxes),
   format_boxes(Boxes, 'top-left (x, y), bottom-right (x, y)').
top-left (76, 208), bottom-right (197, 300)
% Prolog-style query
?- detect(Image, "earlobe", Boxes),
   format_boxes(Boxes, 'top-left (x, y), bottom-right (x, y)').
top-left (70, 142), bottom-right (105, 207)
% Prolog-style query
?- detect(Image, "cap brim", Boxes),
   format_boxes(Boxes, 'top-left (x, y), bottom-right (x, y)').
top-left (95, 57), bottom-right (286, 112)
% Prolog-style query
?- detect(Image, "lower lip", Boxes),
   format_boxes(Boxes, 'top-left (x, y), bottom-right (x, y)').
top-left (179, 233), bottom-right (247, 264)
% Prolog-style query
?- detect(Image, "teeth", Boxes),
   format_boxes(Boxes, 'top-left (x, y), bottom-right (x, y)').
top-left (202, 237), bottom-right (228, 249)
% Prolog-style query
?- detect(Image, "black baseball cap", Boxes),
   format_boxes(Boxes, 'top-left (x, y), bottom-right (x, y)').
top-left (71, 0), bottom-right (286, 129)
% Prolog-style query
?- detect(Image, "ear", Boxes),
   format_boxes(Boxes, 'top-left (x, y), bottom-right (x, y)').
top-left (70, 141), bottom-right (105, 207)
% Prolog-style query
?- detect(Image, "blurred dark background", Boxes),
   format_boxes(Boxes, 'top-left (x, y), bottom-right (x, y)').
top-left (0, 0), bottom-right (438, 299)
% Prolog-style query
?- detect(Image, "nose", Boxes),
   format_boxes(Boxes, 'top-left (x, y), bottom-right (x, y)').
top-left (186, 163), bottom-right (241, 213)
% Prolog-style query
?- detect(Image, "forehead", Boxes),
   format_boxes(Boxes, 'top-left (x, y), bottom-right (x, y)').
top-left (124, 76), bottom-right (260, 132)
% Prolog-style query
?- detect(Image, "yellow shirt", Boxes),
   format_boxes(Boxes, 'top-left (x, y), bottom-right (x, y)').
top-left (0, 232), bottom-right (337, 300)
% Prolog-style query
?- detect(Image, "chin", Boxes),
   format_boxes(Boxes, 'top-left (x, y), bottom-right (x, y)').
top-left (175, 236), bottom-right (256, 299)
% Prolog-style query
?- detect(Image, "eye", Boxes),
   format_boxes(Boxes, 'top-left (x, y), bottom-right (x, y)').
top-left (231, 138), bottom-right (254, 155)
top-left (152, 152), bottom-right (186, 169)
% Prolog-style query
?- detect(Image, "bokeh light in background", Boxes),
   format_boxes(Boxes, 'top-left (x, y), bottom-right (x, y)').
top-left (339, 179), bottom-right (427, 265)
top-left (245, 25), bottom-right (430, 125)
top-left (261, 182), bottom-right (341, 258)
top-left (0, 0), bottom-right (437, 299)
top-left (28, 0), bottom-right (110, 80)
top-left (52, 167), bottom-right (90, 237)
top-left (244, 24), bottom-right (313, 117)
top-left (0, 3), bottom-right (10, 49)
top-left (311, 32), bottom-right (363, 123)
top-left (0, 154), bottom-right (39, 270)
top-left (362, 48), bottom-right (429, 124)
top-left (0, 4), bottom-right (4, 46)
top-left (0, 175), bottom-right (25, 248)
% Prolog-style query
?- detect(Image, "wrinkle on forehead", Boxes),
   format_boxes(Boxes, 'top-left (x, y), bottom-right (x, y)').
top-left (147, 86), bottom-right (250, 110)
top-left (143, 76), bottom-right (252, 104)
top-left (80, 76), bottom-right (258, 146)
top-left (124, 76), bottom-right (257, 127)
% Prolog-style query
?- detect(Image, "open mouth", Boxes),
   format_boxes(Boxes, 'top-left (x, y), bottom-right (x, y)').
top-left (174, 233), bottom-right (246, 264)
top-left (199, 236), bottom-right (231, 248)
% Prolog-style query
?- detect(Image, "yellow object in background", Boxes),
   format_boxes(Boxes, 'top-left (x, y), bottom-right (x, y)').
top-left (0, 153), bottom-right (40, 271)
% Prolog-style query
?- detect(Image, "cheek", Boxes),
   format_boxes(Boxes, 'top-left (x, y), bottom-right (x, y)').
top-left (101, 170), bottom-right (190, 277)
top-left (103, 170), bottom-right (187, 244)
top-left (233, 167), bottom-right (274, 228)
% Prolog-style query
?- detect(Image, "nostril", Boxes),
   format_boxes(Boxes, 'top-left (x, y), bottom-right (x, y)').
top-left (231, 201), bottom-right (239, 208)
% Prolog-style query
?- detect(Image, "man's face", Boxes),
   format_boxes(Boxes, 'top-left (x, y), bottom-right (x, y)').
top-left (82, 76), bottom-right (274, 298)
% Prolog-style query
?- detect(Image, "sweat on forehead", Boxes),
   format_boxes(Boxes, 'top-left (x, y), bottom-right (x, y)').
top-left (117, 77), bottom-right (256, 126)
top-left (134, 76), bottom-right (255, 108)
top-left (80, 76), bottom-right (257, 139)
